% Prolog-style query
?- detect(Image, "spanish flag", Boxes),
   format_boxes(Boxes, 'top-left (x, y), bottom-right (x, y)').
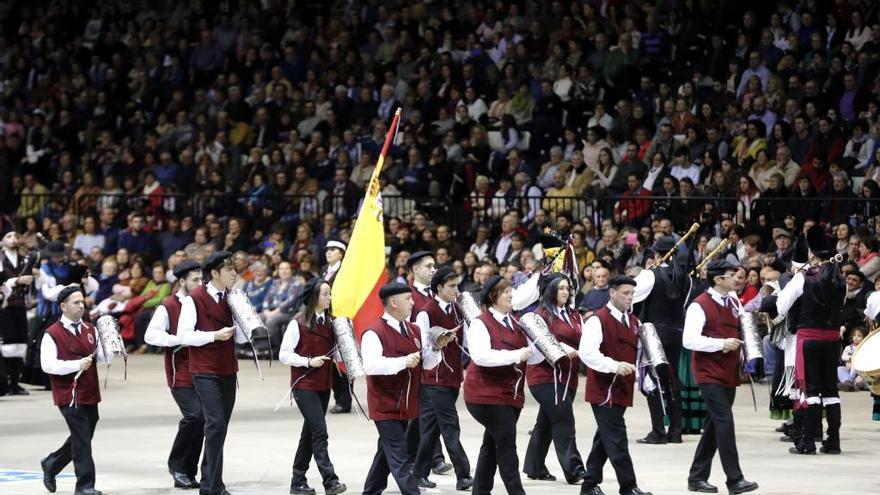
top-left (332, 109), bottom-right (401, 338)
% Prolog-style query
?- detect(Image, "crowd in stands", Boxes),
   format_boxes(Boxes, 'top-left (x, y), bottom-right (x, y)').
top-left (1, 1), bottom-right (880, 371)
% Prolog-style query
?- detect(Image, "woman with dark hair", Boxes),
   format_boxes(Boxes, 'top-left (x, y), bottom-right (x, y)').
top-left (523, 274), bottom-right (586, 484)
top-left (858, 179), bottom-right (880, 224)
top-left (279, 278), bottom-right (347, 495)
top-left (463, 275), bottom-right (540, 495)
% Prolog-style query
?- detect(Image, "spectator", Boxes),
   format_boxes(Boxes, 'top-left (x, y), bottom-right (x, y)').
top-left (118, 213), bottom-right (155, 262)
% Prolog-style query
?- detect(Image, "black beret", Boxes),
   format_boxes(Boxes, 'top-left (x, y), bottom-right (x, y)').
top-left (172, 260), bottom-right (201, 280)
top-left (537, 233), bottom-right (564, 249)
top-left (540, 272), bottom-right (566, 291)
top-left (430, 265), bottom-right (458, 292)
top-left (57, 285), bottom-right (83, 304)
top-left (847, 270), bottom-right (866, 281)
top-left (379, 282), bottom-right (412, 300)
top-left (300, 277), bottom-right (324, 303)
top-left (608, 275), bottom-right (637, 288)
top-left (480, 275), bottom-right (504, 305)
top-left (407, 250), bottom-right (435, 269)
top-left (706, 260), bottom-right (738, 277)
top-left (653, 235), bottom-right (677, 253)
top-left (202, 251), bottom-right (232, 272)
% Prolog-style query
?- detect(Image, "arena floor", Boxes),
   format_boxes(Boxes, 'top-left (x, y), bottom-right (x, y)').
top-left (1, 356), bottom-right (876, 495)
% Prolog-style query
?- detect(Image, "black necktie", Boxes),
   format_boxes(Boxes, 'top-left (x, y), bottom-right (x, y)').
top-left (399, 322), bottom-right (408, 337)
top-left (503, 316), bottom-right (513, 331)
top-left (560, 309), bottom-right (570, 326)
top-left (317, 316), bottom-right (324, 326)
top-left (218, 291), bottom-right (226, 303)
top-left (445, 304), bottom-right (452, 315)
top-left (72, 322), bottom-right (81, 337)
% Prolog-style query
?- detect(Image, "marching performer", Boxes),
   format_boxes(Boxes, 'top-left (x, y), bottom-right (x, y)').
top-left (523, 273), bottom-right (586, 484)
top-left (40, 286), bottom-right (114, 495)
top-left (1, 228), bottom-right (35, 395)
top-left (144, 259), bottom-right (205, 489)
top-left (632, 235), bottom-right (689, 444)
top-left (412, 266), bottom-right (473, 490)
top-left (579, 276), bottom-right (652, 495)
top-left (279, 277), bottom-right (347, 495)
top-left (463, 275), bottom-right (542, 495)
top-left (361, 282), bottom-right (445, 495)
top-left (177, 251), bottom-right (248, 495)
top-left (322, 238), bottom-right (352, 415)
top-left (684, 260), bottom-right (758, 494)
top-left (762, 226), bottom-right (847, 455)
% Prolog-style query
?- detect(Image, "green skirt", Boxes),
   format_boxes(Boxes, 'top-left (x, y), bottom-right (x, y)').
top-left (679, 348), bottom-right (707, 433)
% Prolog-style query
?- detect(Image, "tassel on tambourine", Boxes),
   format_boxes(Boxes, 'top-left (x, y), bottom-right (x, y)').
top-left (455, 292), bottom-right (482, 324)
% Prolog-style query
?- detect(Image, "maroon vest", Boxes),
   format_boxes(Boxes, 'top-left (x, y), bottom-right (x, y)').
top-left (463, 311), bottom-right (528, 408)
top-left (46, 320), bottom-right (101, 406)
top-left (419, 299), bottom-right (464, 388)
top-left (365, 318), bottom-right (422, 421)
top-left (290, 314), bottom-right (335, 392)
top-left (692, 293), bottom-right (741, 388)
top-left (187, 286), bottom-right (238, 376)
top-left (527, 307), bottom-right (582, 391)
top-left (584, 307), bottom-right (639, 407)
top-left (409, 285), bottom-right (430, 322)
top-left (161, 295), bottom-right (191, 388)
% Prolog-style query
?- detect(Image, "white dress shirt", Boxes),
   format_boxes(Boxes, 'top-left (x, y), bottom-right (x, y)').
top-left (413, 281), bottom-right (432, 299)
top-left (774, 272), bottom-right (805, 316)
top-left (1, 249), bottom-right (19, 291)
top-left (41, 315), bottom-right (113, 375)
top-left (279, 312), bottom-right (340, 367)
top-left (177, 282), bottom-right (248, 347)
top-left (416, 297), bottom-right (462, 371)
top-left (682, 288), bottom-right (736, 353)
top-left (144, 290), bottom-right (186, 348)
top-left (579, 302), bottom-right (638, 373)
top-left (362, 312), bottom-right (442, 375)
top-left (463, 307), bottom-right (543, 367)
top-left (552, 307), bottom-right (579, 356)
top-left (632, 267), bottom-right (658, 304)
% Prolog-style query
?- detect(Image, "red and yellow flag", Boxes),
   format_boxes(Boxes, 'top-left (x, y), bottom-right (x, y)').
top-left (331, 109), bottom-right (401, 338)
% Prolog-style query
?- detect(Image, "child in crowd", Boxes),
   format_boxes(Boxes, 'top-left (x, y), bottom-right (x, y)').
top-left (838, 327), bottom-right (868, 391)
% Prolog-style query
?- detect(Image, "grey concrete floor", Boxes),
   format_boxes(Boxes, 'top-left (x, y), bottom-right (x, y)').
top-left (0, 355), bottom-right (877, 495)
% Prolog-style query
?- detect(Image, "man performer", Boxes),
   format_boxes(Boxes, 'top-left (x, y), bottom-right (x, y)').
top-left (1, 228), bottom-right (35, 395)
top-left (578, 276), bottom-right (653, 495)
top-left (762, 226), bottom-right (846, 455)
top-left (684, 260), bottom-right (759, 494)
top-left (412, 266), bottom-right (473, 490)
top-left (40, 286), bottom-right (114, 495)
top-left (632, 236), bottom-right (689, 443)
top-left (177, 251), bottom-right (247, 495)
top-left (361, 282), bottom-right (446, 495)
top-left (145, 259), bottom-right (206, 489)
top-left (322, 238), bottom-right (352, 415)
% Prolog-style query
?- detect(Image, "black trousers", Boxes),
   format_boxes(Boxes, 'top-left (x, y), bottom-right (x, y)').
top-left (803, 340), bottom-right (840, 399)
top-left (523, 384), bottom-right (584, 482)
top-left (688, 384), bottom-right (743, 485)
top-left (169, 387), bottom-right (206, 479)
top-left (645, 325), bottom-right (683, 437)
top-left (44, 405), bottom-right (99, 491)
top-left (2, 305), bottom-right (28, 390)
top-left (292, 390), bottom-right (339, 487)
top-left (582, 404), bottom-right (637, 493)
top-left (466, 402), bottom-right (525, 495)
top-left (331, 364), bottom-right (351, 409)
top-left (406, 415), bottom-right (445, 468)
top-left (363, 419), bottom-right (419, 495)
top-left (413, 385), bottom-right (470, 479)
top-left (192, 374), bottom-right (236, 495)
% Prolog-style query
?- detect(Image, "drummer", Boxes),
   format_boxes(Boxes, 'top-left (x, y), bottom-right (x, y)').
top-left (683, 260), bottom-right (758, 495)
top-left (144, 259), bottom-right (206, 489)
top-left (177, 251), bottom-right (247, 495)
top-left (279, 278), bottom-right (347, 495)
top-left (523, 273), bottom-right (586, 484)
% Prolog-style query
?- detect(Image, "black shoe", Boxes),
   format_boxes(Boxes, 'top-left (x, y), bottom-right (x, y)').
top-left (329, 404), bottom-right (350, 414)
top-left (290, 482), bottom-right (316, 495)
top-left (727, 479), bottom-right (758, 494)
top-left (567, 468), bottom-right (588, 484)
top-left (527, 473), bottom-right (556, 481)
top-left (11, 385), bottom-right (29, 395)
top-left (667, 432), bottom-right (683, 444)
top-left (40, 457), bottom-right (56, 493)
top-left (637, 434), bottom-right (667, 445)
top-left (788, 445), bottom-right (816, 455)
top-left (622, 487), bottom-right (652, 495)
top-left (431, 461), bottom-right (453, 475)
top-left (325, 481), bottom-right (347, 495)
top-left (418, 477), bottom-right (437, 489)
top-left (456, 477), bottom-right (474, 491)
top-left (779, 435), bottom-right (795, 442)
top-left (172, 471), bottom-right (198, 488)
top-left (819, 443), bottom-right (841, 454)
top-left (687, 480), bottom-right (718, 493)
top-left (73, 490), bottom-right (103, 495)
top-left (580, 486), bottom-right (605, 495)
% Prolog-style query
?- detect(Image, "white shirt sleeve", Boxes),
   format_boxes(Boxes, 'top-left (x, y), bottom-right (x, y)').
top-left (421, 334), bottom-right (443, 370)
top-left (415, 310), bottom-right (431, 336)
top-left (279, 318), bottom-right (311, 368)
top-left (176, 296), bottom-right (219, 347)
top-left (40, 333), bottom-right (82, 375)
top-left (464, 318), bottom-right (522, 367)
top-left (866, 291), bottom-right (880, 320)
top-left (578, 315), bottom-right (620, 373)
top-left (361, 330), bottom-right (409, 375)
top-left (632, 269), bottom-right (656, 304)
top-left (682, 302), bottom-right (726, 352)
top-left (775, 272), bottom-right (805, 316)
top-left (144, 305), bottom-right (180, 347)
